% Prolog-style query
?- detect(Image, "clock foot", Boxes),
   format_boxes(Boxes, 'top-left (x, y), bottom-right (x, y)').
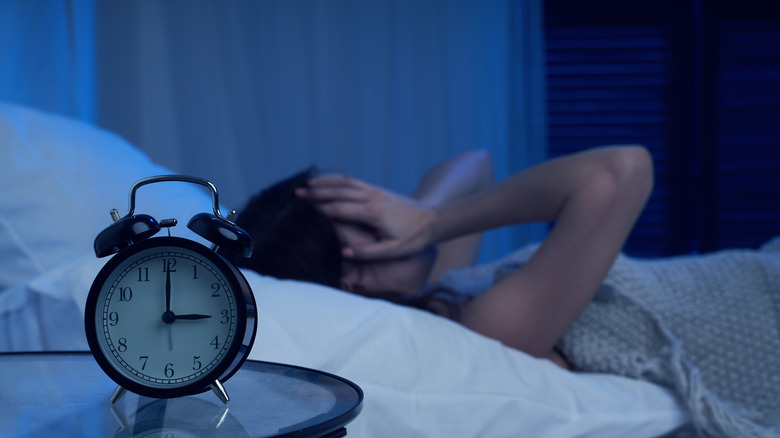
top-left (210, 380), bottom-right (230, 404)
top-left (110, 385), bottom-right (128, 404)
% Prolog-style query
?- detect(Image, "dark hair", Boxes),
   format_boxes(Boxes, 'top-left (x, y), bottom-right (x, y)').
top-left (220, 167), bottom-right (343, 289)
top-left (223, 168), bottom-right (467, 319)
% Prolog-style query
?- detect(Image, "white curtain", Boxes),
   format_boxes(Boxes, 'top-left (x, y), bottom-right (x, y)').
top-left (0, 0), bottom-right (95, 121)
top-left (2, 0), bottom-right (546, 262)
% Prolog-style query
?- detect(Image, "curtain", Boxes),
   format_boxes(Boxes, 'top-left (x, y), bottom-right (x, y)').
top-left (0, 0), bottom-right (95, 121)
top-left (2, 0), bottom-right (546, 262)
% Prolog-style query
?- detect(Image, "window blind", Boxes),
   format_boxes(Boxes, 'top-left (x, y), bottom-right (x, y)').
top-left (714, 18), bottom-right (780, 250)
top-left (544, 0), bottom-right (780, 256)
top-left (545, 24), bottom-right (674, 257)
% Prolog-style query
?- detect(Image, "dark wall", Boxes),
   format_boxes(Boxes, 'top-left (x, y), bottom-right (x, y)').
top-left (544, 0), bottom-right (780, 257)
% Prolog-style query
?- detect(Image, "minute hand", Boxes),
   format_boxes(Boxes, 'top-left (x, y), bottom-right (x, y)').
top-left (165, 268), bottom-right (172, 312)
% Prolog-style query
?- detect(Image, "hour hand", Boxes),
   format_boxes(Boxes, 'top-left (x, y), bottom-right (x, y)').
top-left (174, 314), bottom-right (212, 320)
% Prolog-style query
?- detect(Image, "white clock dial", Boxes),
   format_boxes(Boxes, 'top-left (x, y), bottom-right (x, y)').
top-left (92, 244), bottom-right (239, 389)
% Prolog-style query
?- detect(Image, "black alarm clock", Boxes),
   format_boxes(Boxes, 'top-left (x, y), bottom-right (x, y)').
top-left (84, 175), bottom-right (257, 404)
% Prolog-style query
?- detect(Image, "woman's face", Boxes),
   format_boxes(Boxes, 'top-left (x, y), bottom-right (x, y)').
top-left (334, 222), bottom-right (435, 297)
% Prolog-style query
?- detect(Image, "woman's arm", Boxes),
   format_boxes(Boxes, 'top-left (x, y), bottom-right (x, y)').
top-left (411, 150), bottom-right (494, 282)
top-left (301, 146), bottom-right (653, 358)
top-left (453, 146), bottom-right (653, 358)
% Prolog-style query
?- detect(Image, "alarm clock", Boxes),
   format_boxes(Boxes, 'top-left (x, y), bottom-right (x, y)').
top-left (85, 175), bottom-right (257, 404)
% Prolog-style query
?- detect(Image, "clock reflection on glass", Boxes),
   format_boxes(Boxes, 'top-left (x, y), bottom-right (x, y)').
top-left (111, 397), bottom-right (249, 438)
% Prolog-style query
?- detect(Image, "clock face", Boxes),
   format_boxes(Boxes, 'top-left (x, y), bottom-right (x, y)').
top-left (86, 236), bottom-right (253, 398)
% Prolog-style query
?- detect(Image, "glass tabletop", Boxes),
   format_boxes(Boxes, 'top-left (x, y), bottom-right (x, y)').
top-left (0, 352), bottom-right (362, 438)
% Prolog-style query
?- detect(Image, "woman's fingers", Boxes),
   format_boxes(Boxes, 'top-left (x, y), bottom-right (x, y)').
top-left (308, 174), bottom-right (374, 192)
top-left (342, 239), bottom-right (403, 261)
top-left (296, 186), bottom-right (368, 203)
top-left (317, 201), bottom-right (380, 224)
top-left (296, 173), bottom-right (435, 260)
top-left (295, 174), bottom-right (377, 203)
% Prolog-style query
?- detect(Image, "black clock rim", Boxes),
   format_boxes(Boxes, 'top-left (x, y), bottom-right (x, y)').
top-left (84, 236), bottom-right (257, 399)
top-left (215, 260), bottom-right (258, 385)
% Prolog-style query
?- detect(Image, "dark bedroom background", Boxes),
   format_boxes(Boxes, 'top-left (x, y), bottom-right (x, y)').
top-left (543, 0), bottom-right (780, 258)
top-left (2, 0), bottom-right (778, 261)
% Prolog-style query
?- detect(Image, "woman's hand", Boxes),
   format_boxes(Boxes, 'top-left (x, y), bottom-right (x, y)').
top-left (296, 174), bottom-right (435, 260)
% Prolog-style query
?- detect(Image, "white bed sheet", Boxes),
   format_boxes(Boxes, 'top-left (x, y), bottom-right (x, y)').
top-left (0, 102), bottom-right (690, 437)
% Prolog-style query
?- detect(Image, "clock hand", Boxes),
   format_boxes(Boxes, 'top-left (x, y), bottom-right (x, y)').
top-left (161, 265), bottom-right (176, 349)
top-left (174, 313), bottom-right (212, 320)
top-left (162, 311), bottom-right (209, 323)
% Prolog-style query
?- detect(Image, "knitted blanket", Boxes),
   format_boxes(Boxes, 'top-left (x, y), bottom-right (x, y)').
top-left (438, 238), bottom-right (780, 437)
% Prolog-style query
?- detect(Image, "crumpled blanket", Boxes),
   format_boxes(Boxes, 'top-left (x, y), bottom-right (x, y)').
top-left (437, 238), bottom-right (780, 437)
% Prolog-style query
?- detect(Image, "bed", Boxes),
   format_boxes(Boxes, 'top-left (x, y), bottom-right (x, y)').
top-left (0, 102), bottom-right (690, 437)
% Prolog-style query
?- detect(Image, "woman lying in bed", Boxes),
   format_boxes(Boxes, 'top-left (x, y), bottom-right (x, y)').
top-left (228, 145), bottom-right (654, 370)
top-left (226, 146), bottom-right (780, 437)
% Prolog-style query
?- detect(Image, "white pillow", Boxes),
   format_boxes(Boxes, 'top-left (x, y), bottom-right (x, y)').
top-left (243, 270), bottom-right (689, 438)
top-left (0, 253), bottom-right (688, 438)
top-left (0, 102), bottom-right (214, 291)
